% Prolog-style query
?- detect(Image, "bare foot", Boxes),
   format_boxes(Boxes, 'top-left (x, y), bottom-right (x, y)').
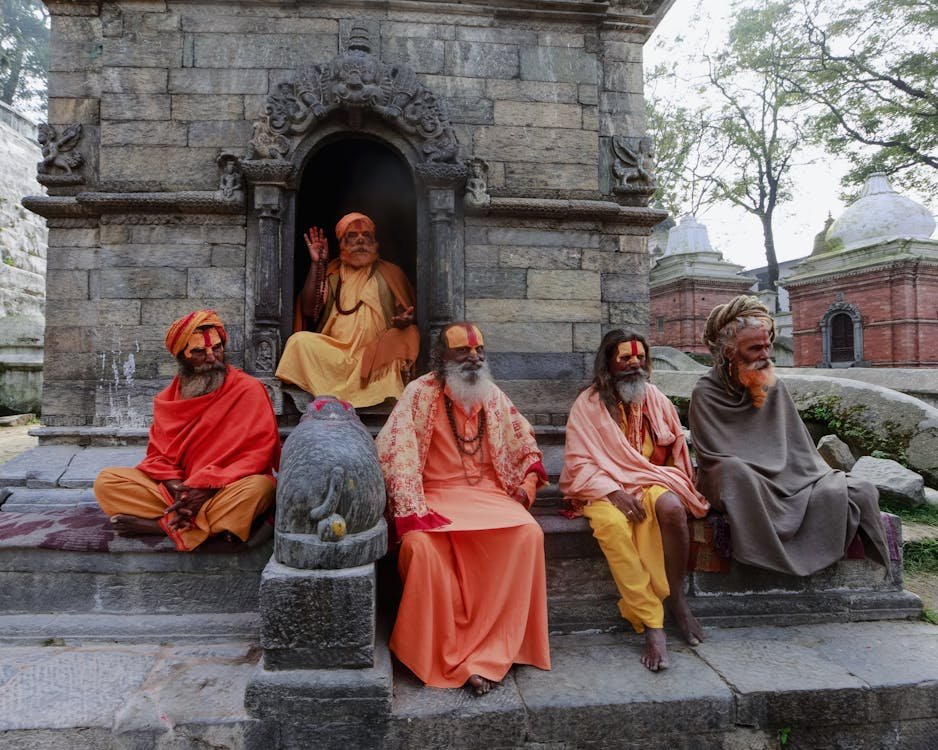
top-left (109, 514), bottom-right (163, 536)
top-left (669, 597), bottom-right (704, 646)
top-left (466, 674), bottom-right (496, 696)
top-left (641, 627), bottom-right (669, 672)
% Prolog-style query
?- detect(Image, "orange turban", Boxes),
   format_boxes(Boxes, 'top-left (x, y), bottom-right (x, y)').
top-left (335, 212), bottom-right (375, 241)
top-left (165, 310), bottom-right (227, 357)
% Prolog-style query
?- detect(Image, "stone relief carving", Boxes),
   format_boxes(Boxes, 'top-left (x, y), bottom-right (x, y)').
top-left (611, 135), bottom-right (656, 203)
top-left (36, 123), bottom-right (85, 186)
top-left (216, 153), bottom-right (243, 199)
top-left (250, 25), bottom-right (459, 164)
top-left (464, 158), bottom-right (491, 208)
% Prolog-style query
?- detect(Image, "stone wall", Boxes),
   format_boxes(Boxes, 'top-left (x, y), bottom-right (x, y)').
top-left (29, 0), bottom-right (669, 428)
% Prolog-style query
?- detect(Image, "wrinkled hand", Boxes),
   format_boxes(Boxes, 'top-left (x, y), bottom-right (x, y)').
top-left (162, 479), bottom-right (185, 502)
top-left (304, 226), bottom-right (328, 262)
top-left (608, 488), bottom-right (646, 522)
top-left (390, 305), bottom-right (415, 329)
top-left (164, 486), bottom-right (217, 530)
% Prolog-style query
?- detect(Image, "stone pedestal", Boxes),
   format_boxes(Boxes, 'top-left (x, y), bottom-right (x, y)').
top-left (258, 560), bottom-right (377, 670)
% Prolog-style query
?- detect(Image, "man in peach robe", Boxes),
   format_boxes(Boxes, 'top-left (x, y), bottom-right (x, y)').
top-left (560, 330), bottom-right (709, 671)
top-left (376, 322), bottom-right (550, 695)
top-left (276, 212), bottom-right (419, 408)
top-left (94, 311), bottom-right (281, 551)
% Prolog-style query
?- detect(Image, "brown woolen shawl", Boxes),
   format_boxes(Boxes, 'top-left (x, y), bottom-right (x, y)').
top-left (689, 369), bottom-right (888, 576)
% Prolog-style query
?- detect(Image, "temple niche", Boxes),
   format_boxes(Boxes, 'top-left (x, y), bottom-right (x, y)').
top-left (25, 1), bottom-right (672, 430)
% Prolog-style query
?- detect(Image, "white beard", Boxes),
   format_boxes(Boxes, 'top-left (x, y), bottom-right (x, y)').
top-left (444, 360), bottom-right (495, 410)
top-left (615, 370), bottom-right (648, 405)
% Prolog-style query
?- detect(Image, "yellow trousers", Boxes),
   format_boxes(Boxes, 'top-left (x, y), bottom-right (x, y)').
top-left (583, 487), bottom-right (669, 632)
top-left (94, 467), bottom-right (275, 551)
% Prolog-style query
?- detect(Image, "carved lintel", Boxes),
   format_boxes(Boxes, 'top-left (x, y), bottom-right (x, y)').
top-left (416, 161), bottom-right (469, 189)
top-left (77, 191), bottom-right (244, 214)
top-left (465, 195), bottom-right (668, 226)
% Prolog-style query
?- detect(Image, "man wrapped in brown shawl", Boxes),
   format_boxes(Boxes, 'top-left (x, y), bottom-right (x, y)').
top-left (688, 296), bottom-right (888, 576)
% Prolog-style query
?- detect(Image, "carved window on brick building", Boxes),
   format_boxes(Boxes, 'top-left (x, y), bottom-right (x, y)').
top-left (820, 299), bottom-right (864, 368)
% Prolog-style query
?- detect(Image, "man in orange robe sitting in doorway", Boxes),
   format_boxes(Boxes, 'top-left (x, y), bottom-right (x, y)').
top-left (375, 322), bottom-right (551, 695)
top-left (275, 212), bottom-right (419, 408)
top-left (94, 310), bottom-right (281, 551)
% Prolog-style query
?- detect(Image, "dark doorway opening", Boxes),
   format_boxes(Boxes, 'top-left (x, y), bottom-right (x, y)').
top-left (830, 312), bottom-right (855, 363)
top-left (292, 137), bottom-right (417, 328)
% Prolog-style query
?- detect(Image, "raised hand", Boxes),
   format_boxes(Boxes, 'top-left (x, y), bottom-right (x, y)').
top-left (304, 226), bottom-right (328, 262)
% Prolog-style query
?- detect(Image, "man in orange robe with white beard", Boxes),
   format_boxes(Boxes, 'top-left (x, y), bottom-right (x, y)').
top-left (376, 322), bottom-right (550, 696)
top-left (275, 212), bottom-right (419, 408)
top-left (94, 310), bottom-right (280, 551)
top-left (689, 295), bottom-right (889, 576)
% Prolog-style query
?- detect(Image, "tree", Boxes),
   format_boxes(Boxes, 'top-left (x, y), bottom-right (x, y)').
top-left (774, 0), bottom-right (938, 198)
top-left (0, 0), bottom-right (49, 112)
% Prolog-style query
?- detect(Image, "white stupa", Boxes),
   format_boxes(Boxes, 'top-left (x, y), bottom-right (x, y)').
top-left (825, 173), bottom-right (936, 252)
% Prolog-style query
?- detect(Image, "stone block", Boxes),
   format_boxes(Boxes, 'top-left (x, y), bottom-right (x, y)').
top-left (817, 434), bottom-right (856, 470)
top-left (574, 323), bottom-right (603, 352)
top-left (101, 93), bottom-right (171, 122)
top-left (97, 268), bottom-right (187, 299)
top-left (467, 299), bottom-right (601, 324)
top-left (420, 74), bottom-right (483, 98)
top-left (191, 33), bottom-right (335, 69)
top-left (169, 67), bottom-right (269, 94)
top-left (187, 119), bottom-right (253, 148)
top-left (211, 245), bottom-right (246, 267)
top-left (465, 267), bottom-right (526, 298)
top-left (130, 224), bottom-right (245, 245)
top-left (581, 248), bottom-right (642, 273)
top-left (381, 21), bottom-right (455, 41)
top-left (579, 83), bottom-right (599, 105)
top-left (258, 560), bottom-right (376, 670)
top-left (604, 40), bottom-right (644, 63)
top-left (98, 146), bottom-right (218, 189)
top-left (182, 13), bottom-right (337, 35)
top-left (493, 100), bottom-right (582, 129)
top-left (380, 37), bottom-right (444, 74)
top-left (46, 270), bottom-right (89, 300)
top-left (456, 27), bottom-right (537, 45)
top-left (0, 445), bottom-right (79, 488)
top-left (519, 46), bottom-right (599, 84)
top-left (489, 353), bottom-right (589, 380)
top-left (485, 79), bottom-right (578, 103)
top-left (45, 300), bottom-right (142, 326)
top-left (539, 31), bottom-right (585, 48)
top-left (482, 322), bottom-right (572, 353)
top-left (171, 94), bottom-right (243, 121)
top-left (604, 60), bottom-right (644, 94)
top-left (500, 245), bottom-right (583, 270)
top-left (464, 244), bottom-right (499, 267)
top-left (505, 161), bottom-right (598, 192)
top-left (49, 37), bottom-right (101, 73)
top-left (602, 273), bottom-right (648, 303)
top-left (473, 125), bottom-right (598, 164)
top-left (851, 456), bottom-right (925, 508)
top-left (528, 270), bottom-right (600, 301)
top-left (488, 226), bottom-right (599, 249)
top-left (47, 97), bottom-right (100, 125)
top-left (44, 326), bottom-right (94, 354)
top-left (101, 120), bottom-right (187, 146)
top-left (445, 97), bottom-right (494, 125)
top-left (48, 71), bottom-right (102, 98)
top-left (608, 302), bottom-right (649, 328)
top-left (102, 67), bottom-right (168, 94)
top-left (445, 41), bottom-right (519, 79)
top-left (48, 227), bottom-right (99, 249)
top-left (187, 267), bottom-right (245, 298)
top-left (102, 33), bottom-right (184, 68)
top-left (140, 298), bottom-right (244, 326)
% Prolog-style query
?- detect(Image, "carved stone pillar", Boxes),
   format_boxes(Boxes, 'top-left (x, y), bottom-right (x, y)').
top-left (242, 160), bottom-right (296, 376)
top-left (416, 163), bottom-right (468, 333)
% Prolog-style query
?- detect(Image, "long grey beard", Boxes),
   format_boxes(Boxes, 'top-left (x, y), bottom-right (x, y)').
top-left (178, 364), bottom-right (226, 399)
top-left (443, 360), bottom-right (495, 411)
top-left (615, 370), bottom-right (648, 405)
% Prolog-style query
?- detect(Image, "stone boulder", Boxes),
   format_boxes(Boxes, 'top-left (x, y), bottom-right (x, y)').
top-left (817, 434), bottom-right (855, 471)
top-left (851, 455), bottom-right (925, 509)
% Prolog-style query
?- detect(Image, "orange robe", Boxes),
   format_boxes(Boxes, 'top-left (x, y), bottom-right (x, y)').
top-left (377, 378), bottom-right (550, 687)
top-left (94, 366), bottom-right (281, 551)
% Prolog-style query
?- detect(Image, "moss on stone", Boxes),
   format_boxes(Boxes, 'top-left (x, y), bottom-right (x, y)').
top-left (798, 395), bottom-right (911, 466)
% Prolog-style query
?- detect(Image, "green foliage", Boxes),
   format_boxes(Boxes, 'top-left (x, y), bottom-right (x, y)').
top-left (902, 538), bottom-right (938, 574)
top-left (922, 608), bottom-right (938, 626)
top-left (880, 501), bottom-right (938, 527)
top-left (798, 395), bottom-right (910, 464)
top-left (0, 0), bottom-right (49, 112)
top-left (770, 0), bottom-right (938, 199)
top-left (777, 727), bottom-right (792, 747)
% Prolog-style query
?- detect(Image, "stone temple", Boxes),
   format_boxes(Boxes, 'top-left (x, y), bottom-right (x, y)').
top-left (26, 0), bottom-right (670, 430)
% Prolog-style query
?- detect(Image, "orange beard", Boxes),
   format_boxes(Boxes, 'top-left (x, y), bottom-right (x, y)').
top-left (734, 361), bottom-right (776, 408)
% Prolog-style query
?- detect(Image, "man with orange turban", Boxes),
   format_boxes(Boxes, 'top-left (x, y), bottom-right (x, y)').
top-left (376, 322), bottom-right (550, 696)
top-left (94, 310), bottom-right (281, 551)
top-left (561, 330), bottom-right (709, 672)
top-left (275, 212), bottom-right (419, 408)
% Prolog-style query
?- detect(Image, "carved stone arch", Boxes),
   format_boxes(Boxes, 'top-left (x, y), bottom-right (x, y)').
top-left (241, 24), bottom-right (469, 377)
top-left (819, 297), bottom-right (865, 368)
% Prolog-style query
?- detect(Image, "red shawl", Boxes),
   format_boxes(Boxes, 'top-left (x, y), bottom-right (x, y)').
top-left (137, 366), bottom-right (281, 488)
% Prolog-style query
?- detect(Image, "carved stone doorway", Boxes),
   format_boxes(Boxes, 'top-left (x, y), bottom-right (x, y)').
top-left (291, 137), bottom-right (417, 333)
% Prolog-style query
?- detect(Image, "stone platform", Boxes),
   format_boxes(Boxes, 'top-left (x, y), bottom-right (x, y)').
top-left (1, 622), bottom-right (936, 749)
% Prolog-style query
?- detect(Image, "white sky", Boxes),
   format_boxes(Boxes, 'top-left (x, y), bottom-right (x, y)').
top-left (645, 0), bottom-right (936, 271)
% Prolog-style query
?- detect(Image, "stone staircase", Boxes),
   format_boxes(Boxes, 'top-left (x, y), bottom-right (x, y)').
top-left (0, 421), bottom-right (934, 748)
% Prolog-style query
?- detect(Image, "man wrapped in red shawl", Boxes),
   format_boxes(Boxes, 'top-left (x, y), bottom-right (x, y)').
top-left (94, 310), bottom-right (281, 551)
top-left (375, 322), bottom-right (551, 696)
top-left (276, 212), bottom-right (419, 408)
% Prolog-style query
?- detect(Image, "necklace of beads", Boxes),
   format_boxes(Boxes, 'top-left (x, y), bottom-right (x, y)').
top-left (333, 277), bottom-right (366, 315)
top-left (445, 396), bottom-right (485, 485)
